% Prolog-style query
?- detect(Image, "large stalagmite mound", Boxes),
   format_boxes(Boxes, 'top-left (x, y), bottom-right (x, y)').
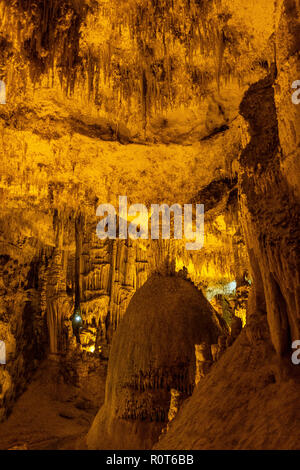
top-left (87, 274), bottom-right (226, 450)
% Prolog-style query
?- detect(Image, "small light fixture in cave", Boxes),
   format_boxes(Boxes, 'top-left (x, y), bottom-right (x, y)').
top-left (74, 314), bottom-right (82, 324)
top-left (71, 308), bottom-right (83, 344)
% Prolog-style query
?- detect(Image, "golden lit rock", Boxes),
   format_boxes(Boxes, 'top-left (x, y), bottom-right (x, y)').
top-left (0, 0), bottom-right (299, 451)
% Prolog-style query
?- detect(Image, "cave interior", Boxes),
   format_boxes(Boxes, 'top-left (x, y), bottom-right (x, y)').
top-left (0, 0), bottom-right (299, 451)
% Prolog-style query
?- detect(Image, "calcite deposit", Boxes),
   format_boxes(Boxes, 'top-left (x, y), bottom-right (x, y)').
top-left (87, 274), bottom-right (227, 449)
top-left (0, 0), bottom-right (299, 451)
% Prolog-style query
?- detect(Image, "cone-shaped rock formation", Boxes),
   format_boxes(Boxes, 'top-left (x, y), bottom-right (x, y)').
top-left (87, 274), bottom-right (227, 449)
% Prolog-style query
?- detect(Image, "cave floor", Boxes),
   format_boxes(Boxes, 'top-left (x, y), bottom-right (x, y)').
top-left (0, 360), bottom-right (106, 450)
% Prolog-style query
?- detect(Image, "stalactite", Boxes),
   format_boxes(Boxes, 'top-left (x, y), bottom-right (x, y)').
top-left (75, 213), bottom-right (83, 310)
top-left (216, 29), bottom-right (226, 92)
top-left (0, 0), bottom-right (238, 126)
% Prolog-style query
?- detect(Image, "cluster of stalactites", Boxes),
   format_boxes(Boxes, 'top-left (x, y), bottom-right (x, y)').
top-left (0, 0), bottom-right (250, 125)
top-left (81, 0), bottom-right (229, 124)
top-left (0, 0), bottom-right (87, 94)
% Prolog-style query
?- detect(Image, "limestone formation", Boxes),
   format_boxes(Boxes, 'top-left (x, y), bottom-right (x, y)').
top-left (0, 0), bottom-right (299, 451)
top-left (87, 275), bottom-right (226, 449)
top-left (195, 342), bottom-right (213, 385)
top-left (167, 389), bottom-right (183, 425)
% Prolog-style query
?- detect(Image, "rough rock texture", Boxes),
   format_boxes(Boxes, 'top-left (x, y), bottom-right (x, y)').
top-left (239, 71), bottom-right (300, 357)
top-left (0, 0), bottom-right (273, 138)
top-left (0, 0), bottom-right (299, 449)
top-left (87, 274), bottom-right (227, 449)
top-left (155, 324), bottom-right (300, 450)
top-left (0, 358), bottom-right (107, 450)
top-left (274, 0), bottom-right (300, 200)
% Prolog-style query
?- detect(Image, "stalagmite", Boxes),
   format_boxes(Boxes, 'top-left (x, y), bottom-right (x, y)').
top-left (46, 216), bottom-right (72, 356)
top-left (87, 274), bottom-right (226, 449)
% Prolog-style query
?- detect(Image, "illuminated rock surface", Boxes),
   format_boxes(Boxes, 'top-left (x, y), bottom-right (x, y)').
top-left (0, 0), bottom-right (299, 450)
top-left (87, 274), bottom-right (227, 449)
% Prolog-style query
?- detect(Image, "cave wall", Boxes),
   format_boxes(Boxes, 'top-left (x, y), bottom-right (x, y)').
top-left (238, 0), bottom-right (300, 357)
top-left (0, 235), bottom-right (50, 420)
top-left (0, 203), bottom-right (246, 420)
